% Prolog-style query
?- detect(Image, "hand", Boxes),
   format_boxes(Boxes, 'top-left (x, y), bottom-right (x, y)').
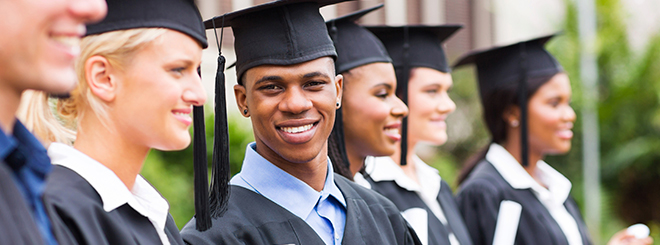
top-left (607, 228), bottom-right (653, 245)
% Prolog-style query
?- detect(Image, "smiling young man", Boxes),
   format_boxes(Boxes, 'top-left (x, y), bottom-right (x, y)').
top-left (0, 0), bottom-right (106, 244)
top-left (180, 1), bottom-right (420, 244)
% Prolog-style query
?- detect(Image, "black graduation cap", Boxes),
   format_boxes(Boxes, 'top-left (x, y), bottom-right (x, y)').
top-left (86, 0), bottom-right (207, 48)
top-left (194, 0), bottom-right (351, 231)
top-left (326, 4), bottom-right (391, 74)
top-left (324, 4), bottom-right (389, 178)
top-left (453, 33), bottom-right (563, 167)
top-left (205, 0), bottom-right (350, 84)
top-left (365, 25), bottom-right (462, 166)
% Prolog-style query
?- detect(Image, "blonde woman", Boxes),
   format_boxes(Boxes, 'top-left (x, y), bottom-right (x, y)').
top-left (22, 0), bottom-right (207, 244)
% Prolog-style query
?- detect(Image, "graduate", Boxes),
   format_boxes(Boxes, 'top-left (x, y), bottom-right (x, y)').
top-left (0, 0), bottom-right (105, 244)
top-left (20, 0), bottom-right (208, 243)
top-left (453, 34), bottom-right (651, 245)
top-left (180, 1), bottom-right (421, 244)
top-left (359, 25), bottom-right (473, 245)
top-left (325, 5), bottom-right (409, 179)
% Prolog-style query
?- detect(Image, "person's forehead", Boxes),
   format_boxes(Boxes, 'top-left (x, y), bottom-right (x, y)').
top-left (245, 57), bottom-right (335, 80)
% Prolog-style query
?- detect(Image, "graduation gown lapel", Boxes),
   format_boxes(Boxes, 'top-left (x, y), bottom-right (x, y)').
top-left (0, 161), bottom-right (45, 245)
top-left (44, 165), bottom-right (183, 245)
top-left (437, 181), bottom-right (473, 245)
top-left (368, 179), bottom-right (451, 245)
top-left (182, 174), bottom-right (422, 245)
top-left (457, 160), bottom-right (592, 245)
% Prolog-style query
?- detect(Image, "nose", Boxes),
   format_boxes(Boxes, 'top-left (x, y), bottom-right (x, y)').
top-left (69, 0), bottom-right (108, 24)
top-left (279, 87), bottom-right (312, 114)
top-left (391, 96), bottom-right (409, 118)
top-left (564, 104), bottom-right (577, 122)
top-left (182, 73), bottom-right (207, 106)
top-left (437, 93), bottom-right (456, 114)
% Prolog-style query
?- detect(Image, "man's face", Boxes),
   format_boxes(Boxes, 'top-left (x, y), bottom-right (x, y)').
top-left (0, 0), bottom-right (107, 93)
top-left (235, 57), bottom-right (342, 165)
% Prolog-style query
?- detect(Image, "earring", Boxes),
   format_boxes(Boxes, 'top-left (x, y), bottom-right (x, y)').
top-left (243, 109), bottom-right (248, 115)
top-left (336, 102), bottom-right (340, 108)
top-left (511, 120), bottom-right (520, 127)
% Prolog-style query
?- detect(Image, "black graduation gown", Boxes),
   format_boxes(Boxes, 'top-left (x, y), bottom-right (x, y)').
top-left (456, 160), bottom-right (592, 245)
top-left (0, 161), bottom-right (46, 245)
top-left (368, 177), bottom-right (473, 245)
top-left (43, 165), bottom-right (184, 245)
top-left (181, 174), bottom-right (422, 245)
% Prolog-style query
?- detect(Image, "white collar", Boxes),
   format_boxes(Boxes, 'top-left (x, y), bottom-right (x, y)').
top-left (48, 143), bottom-right (170, 241)
top-left (364, 155), bottom-right (441, 198)
top-left (486, 143), bottom-right (572, 206)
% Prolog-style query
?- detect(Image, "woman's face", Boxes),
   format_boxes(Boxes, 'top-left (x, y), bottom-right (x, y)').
top-left (407, 67), bottom-right (456, 146)
top-left (527, 73), bottom-right (576, 155)
top-left (0, 0), bottom-right (106, 94)
top-left (342, 62), bottom-right (408, 158)
top-left (112, 30), bottom-right (206, 151)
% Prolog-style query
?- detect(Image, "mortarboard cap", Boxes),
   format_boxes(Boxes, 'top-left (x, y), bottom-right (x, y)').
top-left (326, 4), bottom-right (391, 74)
top-left (365, 24), bottom-right (462, 166)
top-left (86, 0), bottom-right (207, 48)
top-left (205, 0), bottom-right (350, 84)
top-left (453, 33), bottom-right (563, 167)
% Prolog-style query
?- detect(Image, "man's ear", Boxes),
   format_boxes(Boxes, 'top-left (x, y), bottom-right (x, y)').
top-left (335, 74), bottom-right (343, 106)
top-left (85, 55), bottom-right (117, 102)
top-left (234, 84), bottom-right (249, 117)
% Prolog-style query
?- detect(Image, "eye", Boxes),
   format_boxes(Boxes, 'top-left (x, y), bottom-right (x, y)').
top-left (375, 89), bottom-right (388, 98)
top-left (304, 80), bottom-right (326, 89)
top-left (424, 88), bottom-right (439, 95)
top-left (548, 98), bottom-right (561, 107)
top-left (171, 67), bottom-right (186, 76)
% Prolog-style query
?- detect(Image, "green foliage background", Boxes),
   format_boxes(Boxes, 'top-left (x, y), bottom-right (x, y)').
top-left (140, 0), bottom-right (660, 242)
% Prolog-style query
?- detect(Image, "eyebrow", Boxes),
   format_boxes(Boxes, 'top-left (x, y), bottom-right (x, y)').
top-left (372, 83), bottom-right (393, 89)
top-left (302, 71), bottom-right (331, 79)
top-left (254, 75), bottom-right (283, 86)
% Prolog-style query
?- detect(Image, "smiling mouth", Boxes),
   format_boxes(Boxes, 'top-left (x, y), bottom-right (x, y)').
top-left (50, 35), bottom-right (81, 55)
top-left (278, 122), bottom-right (318, 134)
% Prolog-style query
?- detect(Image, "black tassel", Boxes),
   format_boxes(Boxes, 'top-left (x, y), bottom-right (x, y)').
top-left (192, 104), bottom-right (210, 231)
top-left (519, 43), bottom-right (529, 167)
top-left (399, 27), bottom-right (410, 166)
top-left (209, 54), bottom-right (230, 218)
top-left (328, 107), bottom-right (354, 179)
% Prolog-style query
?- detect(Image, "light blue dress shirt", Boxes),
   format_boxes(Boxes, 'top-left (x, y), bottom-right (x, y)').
top-left (231, 142), bottom-right (347, 245)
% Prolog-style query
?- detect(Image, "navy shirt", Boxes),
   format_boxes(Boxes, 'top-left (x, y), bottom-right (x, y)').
top-left (0, 120), bottom-right (58, 245)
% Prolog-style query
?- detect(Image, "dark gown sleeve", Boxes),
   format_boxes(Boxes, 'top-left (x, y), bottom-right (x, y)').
top-left (456, 178), bottom-right (502, 245)
top-left (0, 161), bottom-right (45, 245)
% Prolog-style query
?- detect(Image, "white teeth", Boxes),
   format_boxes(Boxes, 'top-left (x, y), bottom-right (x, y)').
top-left (51, 35), bottom-right (81, 55)
top-left (280, 124), bottom-right (313, 134)
top-left (384, 128), bottom-right (399, 135)
top-left (173, 112), bottom-right (190, 117)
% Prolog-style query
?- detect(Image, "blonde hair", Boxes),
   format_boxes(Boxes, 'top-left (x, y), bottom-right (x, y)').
top-left (18, 28), bottom-right (167, 146)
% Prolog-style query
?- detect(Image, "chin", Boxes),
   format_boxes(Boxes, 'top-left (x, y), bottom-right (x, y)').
top-left (41, 69), bottom-right (77, 93)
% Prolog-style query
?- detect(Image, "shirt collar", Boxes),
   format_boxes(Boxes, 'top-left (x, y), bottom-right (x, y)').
top-left (233, 142), bottom-right (346, 220)
top-left (485, 143), bottom-right (572, 205)
top-left (48, 143), bottom-right (170, 231)
top-left (0, 120), bottom-right (51, 175)
top-left (364, 155), bottom-right (441, 197)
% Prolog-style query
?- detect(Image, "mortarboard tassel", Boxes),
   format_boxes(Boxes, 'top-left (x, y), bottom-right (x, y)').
top-left (519, 43), bottom-right (529, 167)
top-left (193, 68), bottom-right (211, 231)
top-left (399, 26), bottom-right (410, 166)
top-left (209, 17), bottom-right (230, 218)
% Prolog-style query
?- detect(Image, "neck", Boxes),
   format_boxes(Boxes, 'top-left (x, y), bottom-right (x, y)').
top-left (73, 113), bottom-right (149, 190)
top-left (345, 145), bottom-right (366, 177)
top-left (502, 138), bottom-right (543, 179)
top-left (390, 140), bottom-right (420, 184)
top-left (254, 140), bottom-right (328, 192)
top-left (0, 82), bottom-right (22, 134)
